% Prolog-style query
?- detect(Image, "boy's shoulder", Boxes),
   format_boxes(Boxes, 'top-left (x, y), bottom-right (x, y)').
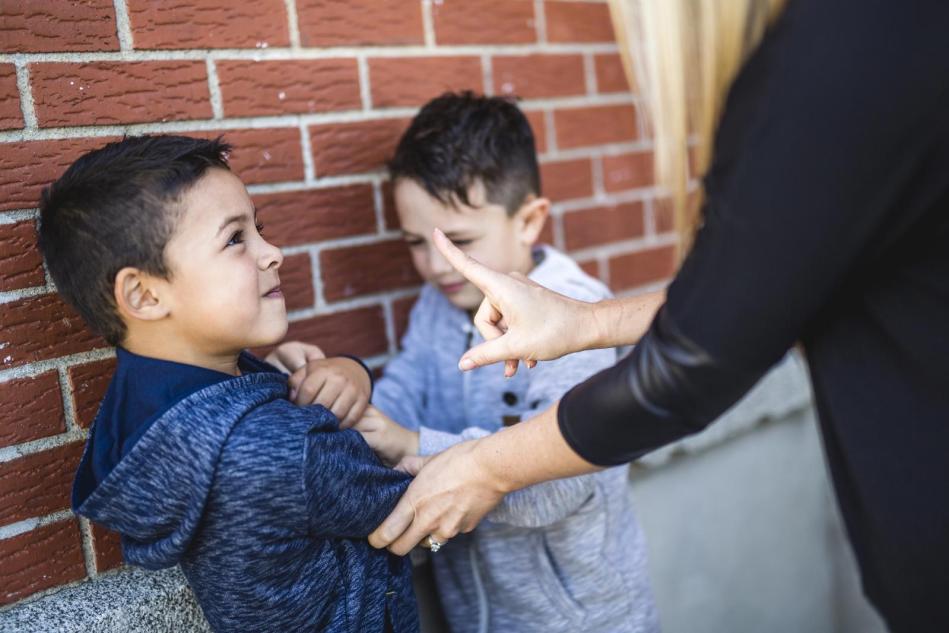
top-left (530, 245), bottom-right (613, 303)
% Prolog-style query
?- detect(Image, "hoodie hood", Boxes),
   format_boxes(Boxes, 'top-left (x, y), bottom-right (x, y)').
top-left (72, 372), bottom-right (288, 569)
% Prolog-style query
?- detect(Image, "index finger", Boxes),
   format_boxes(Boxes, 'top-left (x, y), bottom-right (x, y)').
top-left (433, 228), bottom-right (509, 298)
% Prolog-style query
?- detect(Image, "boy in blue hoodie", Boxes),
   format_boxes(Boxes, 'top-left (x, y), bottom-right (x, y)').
top-left (38, 135), bottom-right (418, 633)
top-left (277, 93), bottom-right (660, 632)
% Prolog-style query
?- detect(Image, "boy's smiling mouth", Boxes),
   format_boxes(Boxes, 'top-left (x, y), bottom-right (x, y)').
top-left (263, 283), bottom-right (283, 298)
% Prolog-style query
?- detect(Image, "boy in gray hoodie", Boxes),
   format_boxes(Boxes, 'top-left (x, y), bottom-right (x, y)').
top-left (282, 92), bottom-right (659, 633)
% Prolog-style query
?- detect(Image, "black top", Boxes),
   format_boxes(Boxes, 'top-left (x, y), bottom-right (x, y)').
top-left (558, 1), bottom-right (949, 630)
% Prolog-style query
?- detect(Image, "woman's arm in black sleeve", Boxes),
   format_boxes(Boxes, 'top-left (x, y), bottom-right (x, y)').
top-left (558, 0), bottom-right (949, 466)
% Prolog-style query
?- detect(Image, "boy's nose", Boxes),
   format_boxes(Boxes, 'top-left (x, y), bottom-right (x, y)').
top-left (259, 239), bottom-right (284, 270)
top-left (428, 245), bottom-right (452, 276)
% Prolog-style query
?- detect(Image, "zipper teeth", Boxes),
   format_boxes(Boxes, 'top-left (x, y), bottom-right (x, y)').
top-left (469, 544), bottom-right (489, 633)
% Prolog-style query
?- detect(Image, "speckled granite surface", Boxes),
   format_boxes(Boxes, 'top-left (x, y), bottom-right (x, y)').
top-left (0, 567), bottom-right (210, 633)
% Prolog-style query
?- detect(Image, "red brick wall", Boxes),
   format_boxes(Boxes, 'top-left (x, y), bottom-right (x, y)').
top-left (0, 0), bottom-right (676, 607)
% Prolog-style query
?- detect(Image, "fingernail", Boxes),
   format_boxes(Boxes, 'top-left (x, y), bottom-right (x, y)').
top-left (459, 358), bottom-right (474, 371)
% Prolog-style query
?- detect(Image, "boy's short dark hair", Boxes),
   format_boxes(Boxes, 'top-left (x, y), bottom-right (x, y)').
top-left (388, 91), bottom-right (541, 215)
top-left (38, 135), bottom-right (232, 346)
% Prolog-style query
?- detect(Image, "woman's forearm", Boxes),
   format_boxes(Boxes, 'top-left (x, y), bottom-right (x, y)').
top-left (473, 401), bottom-right (602, 495)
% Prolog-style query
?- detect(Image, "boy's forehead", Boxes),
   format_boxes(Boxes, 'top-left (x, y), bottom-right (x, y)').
top-left (177, 168), bottom-right (254, 228)
top-left (395, 178), bottom-right (506, 228)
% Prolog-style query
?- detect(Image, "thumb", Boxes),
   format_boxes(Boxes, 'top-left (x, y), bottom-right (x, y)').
top-left (459, 335), bottom-right (515, 371)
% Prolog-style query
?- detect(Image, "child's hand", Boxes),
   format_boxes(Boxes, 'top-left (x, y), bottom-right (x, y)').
top-left (266, 341), bottom-right (325, 374)
top-left (353, 406), bottom-right (420, 467)
top-left (288, 357), bottom-right (372, 427)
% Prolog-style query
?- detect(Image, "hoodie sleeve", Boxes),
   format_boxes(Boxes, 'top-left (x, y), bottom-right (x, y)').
top-left (370, 292), bottom-right (433, 431)
top-left (302, 405), bottom-right (411, 538)
top-left (419, 346), bottom-right (618, 528)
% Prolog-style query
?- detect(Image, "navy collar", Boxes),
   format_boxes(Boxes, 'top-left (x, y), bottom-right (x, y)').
top-left (87, 347), bottom-right (279, 487)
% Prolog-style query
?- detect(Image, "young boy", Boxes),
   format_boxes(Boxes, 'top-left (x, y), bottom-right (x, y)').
top-left (282, 93), bottom-right (659, 632)
top-left (39, 135), bottom-right (418, 633)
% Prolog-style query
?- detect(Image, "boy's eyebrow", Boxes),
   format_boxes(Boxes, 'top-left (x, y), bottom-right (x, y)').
top-left (401, 229), bottom-right (473, 240)
top-left (216, 211), bottom-right (254, 236)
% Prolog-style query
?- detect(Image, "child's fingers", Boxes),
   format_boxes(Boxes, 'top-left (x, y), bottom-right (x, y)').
top-left (291, 372), bottom-right (328, 405)
top-left (344, 396), bottom-right (370, 427)
top-left (332, 391), bottom-right (359, 427)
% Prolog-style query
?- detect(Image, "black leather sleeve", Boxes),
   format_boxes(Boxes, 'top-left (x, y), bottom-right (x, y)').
top-left (557, 307), bottom-right (767, 466)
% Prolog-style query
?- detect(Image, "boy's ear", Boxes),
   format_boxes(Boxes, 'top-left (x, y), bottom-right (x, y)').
top-left (114, 267), bottom-right (170, 323)
top-left (516, 196), bottom-right (551, 245)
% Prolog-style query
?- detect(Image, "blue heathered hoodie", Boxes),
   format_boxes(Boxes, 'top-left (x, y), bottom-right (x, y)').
top-left (72, 353), bottom-right (418, 633)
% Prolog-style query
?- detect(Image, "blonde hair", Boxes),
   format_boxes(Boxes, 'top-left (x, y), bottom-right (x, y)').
top-left (608, 0), bottom-right (788, 250)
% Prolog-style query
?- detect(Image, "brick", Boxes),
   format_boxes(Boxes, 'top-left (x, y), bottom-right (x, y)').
top-left (0, 1), bottom-right (118, 53)
top-left (0, 64), bottom-right (22, 130)
top-left (0, 220), bottom-right (45, 292)
top-left (0, 293), bottom-right (107, 370)
top-left (433, 0), bottom-right (536, 45)
top-left (0, 519), bottom-right (86, 607)
top-left (91, 522), bottom-right (123, 573)
top-left (493, 54), bottom-right (585, 100)
top-left (0, 372), bottom-right (65, 448)
top-left (216, 59), bottom-right (361, 117)
top-left (320, 240), bottom-right (421, 301)
top-left (280, 253), bottom-right (315, 312)
top-left (31, 61), bottom-right (211, 127)
top-left (0, 442), bottom-right (84, 526)
top-left (369, 57), bottom-right (483, 108)
top-left (545, 1), bottom-right (614, 43)
top-left (297, 0), bottom-right (423, 47)
top-left (0, 136), bottom-right (119, 212)
top-left (609, 245), bottom-right (677, 291)
top-left (284, 306), bottom-right (388, 358)
top-left (524, 110), bottom-right (547, 154)
top-left (603, 150), bottom-right (653, 192)
top-left (554, 104), bottom-right (638, 149)
top-left (563, 201), bottom-right (645, 251)
top-left (126, 0), bottom-right (289, 49)
top-left (310, 118), bottom-right (408, 177)
top-left (68, 358), bottom-right (116, 429)
top-left (190, 127), bottom-right (304, 185)
top-left (540, 158), bottom-right (593, 202)
top-left (595, 53), bottom-right (631, 93)
top-left (391, 294), bottom-right (418, 344)
top-left (253, 185), bottom-right (377, 247)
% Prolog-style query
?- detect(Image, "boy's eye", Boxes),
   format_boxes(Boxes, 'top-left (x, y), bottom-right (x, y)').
top-left (226, 230), bottom-right (244, 247)
top-left (405, 240), bottom-right (424, 248)
top-left (255, 222), bottom-right (265, 235)
top-left (452, 239), bottom-right (473, 247)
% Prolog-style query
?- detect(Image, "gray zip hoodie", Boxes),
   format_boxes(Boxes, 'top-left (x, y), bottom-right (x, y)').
top-left (373, 245), bottom-right (659, 633)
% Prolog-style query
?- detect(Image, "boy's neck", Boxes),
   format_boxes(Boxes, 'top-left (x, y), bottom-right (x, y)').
top-left (122, 329), bottom-right (241, 376)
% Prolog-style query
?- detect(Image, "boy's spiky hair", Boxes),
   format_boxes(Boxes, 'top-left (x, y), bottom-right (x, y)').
top-left (38, 135), bottom-right (232, 346)
top-left (388, 91), bottom-right (542, 215)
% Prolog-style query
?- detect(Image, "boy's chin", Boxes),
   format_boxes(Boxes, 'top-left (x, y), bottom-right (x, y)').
top-left (443, 289), bottom-right (484, 312)
top-left (252, 317), bottom-right (289, 349)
